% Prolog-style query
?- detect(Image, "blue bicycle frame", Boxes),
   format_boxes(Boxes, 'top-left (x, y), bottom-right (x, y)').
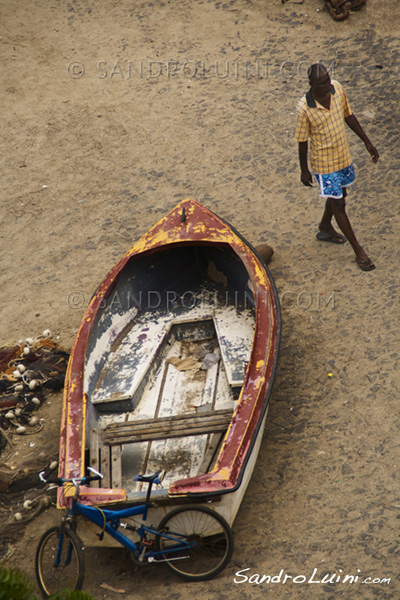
top-left (72, 502), bottom-right (193, 560)
top-left (53, 472), bottom-right (195, 565)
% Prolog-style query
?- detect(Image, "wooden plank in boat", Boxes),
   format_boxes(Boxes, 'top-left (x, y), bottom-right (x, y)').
top-left (129, 341), bottom-right (182, 421)
top-left (197, 358), bottom-right (219, 410)
top-left (145, 346), bottom-right (220, 488)
top-left (103, 410), bottom-right (232, 446)
top-left (91, 319), bottom-right (169, 406)
top-left (214, 359), bottom-right (236, 411)
top-left (111, 446), bottom-right (122, 488)
top-left (100, 443), bottom-right (111, 488)
top-left (89, 428), bottom-right (100, 473)
top-left (196, 432), bottom-right (224, 475)
top-left (213, 308), bottom-right (254, 387)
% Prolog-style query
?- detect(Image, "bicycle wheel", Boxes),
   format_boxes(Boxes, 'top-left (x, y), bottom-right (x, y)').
top-left (156, 505), bottom-right (233, 581)
top-left (35, 526), bottom-right (85, 598)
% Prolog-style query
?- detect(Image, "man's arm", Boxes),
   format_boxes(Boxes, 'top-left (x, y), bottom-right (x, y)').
top-left (345, 114), bottom-right (379, 163)
top-left (298, 141), bottom-right (313, 186)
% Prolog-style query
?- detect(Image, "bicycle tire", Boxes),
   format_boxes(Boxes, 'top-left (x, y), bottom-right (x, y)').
top-left (156, 505), bottom-right (233, 581)
top-left (35, 526), bottom-right (85, 598)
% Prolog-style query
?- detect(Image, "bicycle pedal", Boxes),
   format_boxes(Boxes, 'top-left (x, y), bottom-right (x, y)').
top-left (142, 539), bottom-right (153, 547)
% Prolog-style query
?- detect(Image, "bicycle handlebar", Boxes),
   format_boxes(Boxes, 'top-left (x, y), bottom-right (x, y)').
top-left (39, 470), bottom-right (103, 487)
top-left (39, 468), bottom-right (165, 491)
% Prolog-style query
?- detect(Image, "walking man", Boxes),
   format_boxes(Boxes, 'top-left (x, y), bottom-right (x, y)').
top-left (295, 63), bottom-right (379, 271)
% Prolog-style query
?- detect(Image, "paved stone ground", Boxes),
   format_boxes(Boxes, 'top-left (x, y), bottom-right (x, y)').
top-left (0, 1), bottom-right (399, 598)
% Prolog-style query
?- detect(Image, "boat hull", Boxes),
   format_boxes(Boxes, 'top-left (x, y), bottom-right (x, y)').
top-left (58, 199), bottom-right (281, 532)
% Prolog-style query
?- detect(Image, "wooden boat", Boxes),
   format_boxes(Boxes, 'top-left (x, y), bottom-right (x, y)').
top-left (58, 199), bottom-right (280, 538)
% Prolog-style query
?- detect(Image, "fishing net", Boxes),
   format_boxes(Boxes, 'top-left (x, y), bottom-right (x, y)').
top-left (0, 336), bottom-right (69, 440)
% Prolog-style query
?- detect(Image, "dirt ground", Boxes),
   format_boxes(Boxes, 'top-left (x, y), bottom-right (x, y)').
top-left (1, 0), bottom-right (400, 598)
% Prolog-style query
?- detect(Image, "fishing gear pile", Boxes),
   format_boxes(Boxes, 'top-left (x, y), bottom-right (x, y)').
top-left (0, 332), bottom-right (69, 451)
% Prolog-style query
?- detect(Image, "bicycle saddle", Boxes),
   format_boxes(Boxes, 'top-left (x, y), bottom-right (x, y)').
top-left (135, 470), bottom-right (165, 484)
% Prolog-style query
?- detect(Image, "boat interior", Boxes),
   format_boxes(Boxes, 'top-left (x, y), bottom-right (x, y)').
top-left (84, 244), bottom-right (258, 499)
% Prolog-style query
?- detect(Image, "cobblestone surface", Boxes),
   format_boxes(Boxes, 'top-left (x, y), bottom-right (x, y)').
top-left (0, 1), bottom-right (399, 598)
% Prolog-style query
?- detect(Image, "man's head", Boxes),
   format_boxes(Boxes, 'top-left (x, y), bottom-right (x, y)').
top-left (308, 63), bottom-right (331, 96)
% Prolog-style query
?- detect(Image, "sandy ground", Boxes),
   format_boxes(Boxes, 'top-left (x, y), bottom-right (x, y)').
top-left (1, 0), bottom-right (400, 598)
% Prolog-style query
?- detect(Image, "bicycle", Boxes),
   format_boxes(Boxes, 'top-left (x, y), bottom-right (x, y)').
top-left (35, 468), bottom-right (234, 598)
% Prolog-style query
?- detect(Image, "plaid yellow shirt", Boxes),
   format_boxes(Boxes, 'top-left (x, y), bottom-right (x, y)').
top-left (295, 80), bottom-right (353, 174)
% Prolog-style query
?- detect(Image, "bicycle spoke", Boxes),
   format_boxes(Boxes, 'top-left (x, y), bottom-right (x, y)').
top-left (35, 527), bottom-right (84, 597)
top-left (157, 506), bottom-right (233, 581)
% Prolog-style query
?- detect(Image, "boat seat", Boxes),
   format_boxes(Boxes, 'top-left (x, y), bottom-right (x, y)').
top-left (91, 318), bottom-right (171, 407)
top-left (89, 410), bottom-right (232, 489)
top-left (102, 409), bottom-right (232, 446)
top-left (212, 309), bottom-right (254, 387)
top-left (90, 303), bottom-right (254, 409)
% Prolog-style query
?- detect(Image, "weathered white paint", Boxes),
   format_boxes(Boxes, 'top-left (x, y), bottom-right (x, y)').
top-left (84, 306), bottom-right (139, 396)
top-left (88, 295), bottom-right (257, 506)
top-left (213, 306), bottom-right (254, 386)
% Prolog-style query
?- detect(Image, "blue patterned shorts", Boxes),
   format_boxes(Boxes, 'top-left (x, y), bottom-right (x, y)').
top-left (314, 164), bottom-right (355, 199)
